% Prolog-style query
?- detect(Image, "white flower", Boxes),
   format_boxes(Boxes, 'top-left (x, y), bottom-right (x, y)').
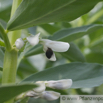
top-left (40, 91), bottom-right (60, 101)
top-left (25, 79), bottom-right (72, 101)
top-left (27, 33), bottom-right (40, 46)
top-left (15, 38), bottom-right (24, 49)
top-left (45, 79), bottom-right (72, 89)
top-left (26, 33), bottom-right (70, 61)
top-left (40, 39), bottom-right (70, 61)
top-left (26, 90), bottom-right (60, 101)
top-left (26, 91), bottom-right (40, 98)
top-left (33, 81), bottom-right (46, 93)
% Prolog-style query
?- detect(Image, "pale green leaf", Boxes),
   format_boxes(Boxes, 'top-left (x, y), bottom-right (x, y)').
top-left (62, 42), bottom-right (86, 62)
top-left (22, 63), bottom-right (103, 88)
top-left (0, 0), bottom-right (12, 22)
top-left (49, 24), bottom-right (103, 42)
top-left (86, 52), bottom-right (103, 64)
top-left (7, 0), bottom-right (102, 30)
top-left (0, 83), bottom-right (37, 103)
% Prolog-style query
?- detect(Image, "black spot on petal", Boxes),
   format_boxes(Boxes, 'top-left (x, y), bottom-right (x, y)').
top-left (46, 48), bottom-right (53, 59)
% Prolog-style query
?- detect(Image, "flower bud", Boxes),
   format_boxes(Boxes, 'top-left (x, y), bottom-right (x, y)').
top-left (27, 33), bottom-right (40, 46)
top-left (33, 81), bottom-right (46, 93)
top-left (26, 91), bottom-right (40, 98)
top-left (40, 91), bottom-right (60, 101)
top-left (15, 38), bottom-right (24, 49)
top-left (45, 79), bottom-right (72, 89)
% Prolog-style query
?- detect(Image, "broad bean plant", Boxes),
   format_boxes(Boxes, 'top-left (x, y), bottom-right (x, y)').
top-left (0, 0), bottom-right (103, 103)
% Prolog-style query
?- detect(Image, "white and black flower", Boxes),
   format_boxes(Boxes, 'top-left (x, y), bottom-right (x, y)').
top-left (40, 39), bottom-right (70, 61)
top-left (26, 33), bottom-right (70, 61)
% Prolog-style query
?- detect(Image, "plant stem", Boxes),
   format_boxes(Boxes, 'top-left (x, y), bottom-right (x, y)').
top-left (2, 49), bottom-right (18, 84)
top-left (2, 0), bottom-right (22, 103)
top-left (8, 0), bottom-right (22, 45)
top-left (2, 49), bottom-right (18, 103)
top-left (0, 24), bottom-right (11, 51)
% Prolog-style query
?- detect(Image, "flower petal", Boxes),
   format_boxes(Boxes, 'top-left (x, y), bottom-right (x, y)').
top-left (40, 91), bottom-right (60, 101)
top-left (15, 38), bottom-right (24, 49)
top-left (27, 33), bottom-right (40, 46)
top-left (48, 52), bottom-right (56, 61)
top-left (41, 39), bottom-right (70, 52)
top-left (33, 81), bottom-right (46, 93)
top-left (46, 79), bottom-right (72, 89)
top-left (26, 91), bottom-right (40, 98)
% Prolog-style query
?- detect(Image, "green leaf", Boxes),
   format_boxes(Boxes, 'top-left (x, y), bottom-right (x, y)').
top-left (39, 24), bottom-right (61, 35)
top-left (0, 0), bottom-right (12, 22)
top-left (17, 58), bottom-right (38, 79)
top-left (0, 19), bottom-right (7, 29)
top-left (86, 52), bottom-right (103, 64)
top-left (49, 24), bottom-right (103, 42)
top-left (28, 26), bottom-right (37, 35)
top-left (0, 24), bottom-right (12, 51)
top-left (0, 83), bottom-right (37, 103)
top-left (7, 0), bottom-right (102, 30)
top-left (7, 0), bottom-right (74, 30)
top-left (89, 28), bottom-right (103, 42)
top-left (25, 44), bottom-right (43, 57)
top-left (0, 19), bottom-right (7, 39)
top-left (18, 58), bottom-right (38, 73)
top-left (96, 84), bottom-right (103, 95)
top-left (0, 48), bottom-right (4, 68)
top-left (0, 39), bottom-right (5, 47)
top-left (62, 42), bottom-right (86, 62)
top-left (89, 38), bottom-right (103, 52)
top-left (22, 62), bottom-right (103, 88)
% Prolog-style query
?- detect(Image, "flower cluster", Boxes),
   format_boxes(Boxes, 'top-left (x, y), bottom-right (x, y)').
top-left (26, 79), bottom-right (72, 101)
top-left (15, 33), bottom-right (72, 101)
top-left (15, 33), bottom-right (70, 61)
